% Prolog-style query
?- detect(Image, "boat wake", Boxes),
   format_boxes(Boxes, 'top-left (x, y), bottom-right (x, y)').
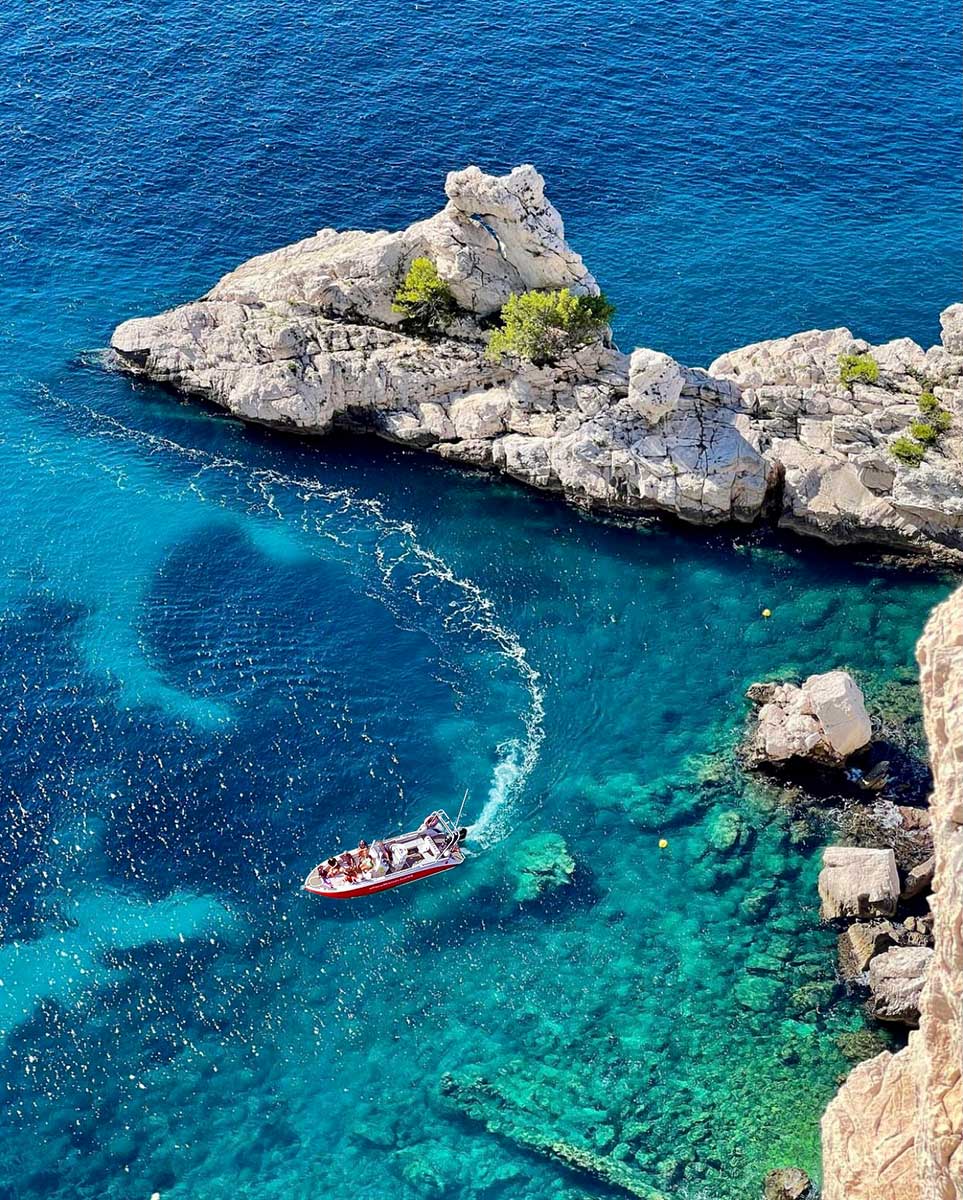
top-left (38, 384), bottom-right (544, 842)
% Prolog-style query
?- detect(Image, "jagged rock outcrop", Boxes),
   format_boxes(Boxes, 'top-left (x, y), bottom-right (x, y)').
top-left (745, 670), bottom-right (872, 766)
top-left (110, 165), bottom-right (963, 557)
top-left (821, 587), bottom-right (963, 1200)
top-left (818, 846), bottom-right (900, 919)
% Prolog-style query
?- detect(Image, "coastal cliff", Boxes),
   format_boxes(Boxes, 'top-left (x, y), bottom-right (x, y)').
top-left (111, 165), bottom-right (963, 560)
top-left (820, 587), bottom-right (963, 1200)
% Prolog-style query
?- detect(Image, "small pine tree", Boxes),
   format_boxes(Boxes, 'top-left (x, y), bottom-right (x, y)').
top-left (838, 353), bottom-right (880, 386)
top-left (486, 288), bottom-right (615, 364)
top-left (890, 436), bottom-right (926, 467)
top-left (392, 258), bottom-right (457, 335)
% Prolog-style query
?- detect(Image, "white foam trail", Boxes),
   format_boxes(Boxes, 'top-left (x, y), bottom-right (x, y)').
top-left (39, 385), bottom-right (545, 841)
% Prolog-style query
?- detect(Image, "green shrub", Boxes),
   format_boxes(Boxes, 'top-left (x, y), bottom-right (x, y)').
top-left (838, 352), bottom-right (880, 386)
top-left (890, 436), bottom-right (926, 467)
top-left (909, 420), bottom-right (939, 446)
top-left (486, 288), bottom-right (615, 364)
top-left (918, 390), bottom-right (939, 414)
top-left (392, 258), bottom-right (457, 335)
top-left (931, 407), bottom-right (952, 433)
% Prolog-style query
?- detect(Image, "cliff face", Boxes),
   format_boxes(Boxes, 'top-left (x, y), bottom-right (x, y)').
top-left (110, 165), bottom-right (963, 559)
top-left (820, 587), bottom-right (963, 1200)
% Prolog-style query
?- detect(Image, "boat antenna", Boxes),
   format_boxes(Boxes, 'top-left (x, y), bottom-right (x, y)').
top-left (454, 788), bottom-right (469, 829)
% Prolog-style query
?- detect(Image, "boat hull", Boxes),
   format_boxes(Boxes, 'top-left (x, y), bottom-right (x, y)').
top-left (303, 809), bottom-right (466, 899)
top-left (304, 858), bottom-right (461, 898)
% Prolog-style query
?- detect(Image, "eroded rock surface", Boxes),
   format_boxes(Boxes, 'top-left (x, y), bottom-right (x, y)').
top-left (821, 587), bottom-right (963, 1200)
top-left (111, 165), bottom-right (963, 557)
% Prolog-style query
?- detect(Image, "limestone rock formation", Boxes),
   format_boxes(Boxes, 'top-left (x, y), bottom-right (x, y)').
top-left (745, 670), bottom-right (872, 766)
top-left (110, 165), bottom-right (963, 557)
top-left (818, 846), bottom-right (900, 919)
top-left (821, 586), bottom-right (963, 1200)
top-left (868, 946), bottom-right (933, 1026)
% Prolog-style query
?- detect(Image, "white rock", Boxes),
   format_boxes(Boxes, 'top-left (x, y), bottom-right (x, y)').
top-left (627, 348), bottom-right (685, 424)
top-left (443, 164), bottom-right (596, 298)
top-left (805, 670), bottom-right (873, 758)
top-left (818, 846), bottom-right (900, 920)
top-left (940, 302), bottom-right (963, 355)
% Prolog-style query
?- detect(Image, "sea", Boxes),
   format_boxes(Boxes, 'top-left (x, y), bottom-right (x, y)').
top-left (0, 1), bottom-right (960, 1197)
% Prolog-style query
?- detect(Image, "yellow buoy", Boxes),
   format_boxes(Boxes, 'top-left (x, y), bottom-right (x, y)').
top-left (761, 608), bottom-right (772, 618)
top-left (658, 838), bottom-right (668, 849)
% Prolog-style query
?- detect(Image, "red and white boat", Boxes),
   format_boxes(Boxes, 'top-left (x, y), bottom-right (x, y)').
top-left (303, 809), bottom-right (468, 898)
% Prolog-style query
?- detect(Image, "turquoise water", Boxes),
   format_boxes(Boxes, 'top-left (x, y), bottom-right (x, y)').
top-left (1, 1), bottom-right (960, 1197)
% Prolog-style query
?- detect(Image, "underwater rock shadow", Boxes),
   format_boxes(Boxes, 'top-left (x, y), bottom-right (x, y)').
top-left (433, 1086), bottom-right (661, 1200)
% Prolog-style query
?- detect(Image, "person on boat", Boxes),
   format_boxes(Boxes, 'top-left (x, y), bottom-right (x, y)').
top-left (356, 839), bottom-right (373, 874)
top-left (372, 840), bottom-right (390, 875)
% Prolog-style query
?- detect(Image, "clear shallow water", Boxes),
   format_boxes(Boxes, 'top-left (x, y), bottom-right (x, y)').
top-left (0, 1), bottom-right (960, 1198)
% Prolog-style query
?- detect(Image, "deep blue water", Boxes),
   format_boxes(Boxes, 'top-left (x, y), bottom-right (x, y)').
top-left (0, 2), bottom-right (960, 1198)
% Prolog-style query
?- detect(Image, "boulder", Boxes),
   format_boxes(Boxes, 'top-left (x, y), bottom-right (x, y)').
top-left (868, 946), bottom-right (933, 1026)
top-left (746, 670), bottom-right (871, 766)
top-left (806, 671), bottom-right (873, 757)
top-left (838, 921), bottom-right (895, 979)
top-left (442, 163), bottom-right (597, 300)
top-left (818, 847), bottom-right (900, 920)
top-left (627, 348), bottom-right (685, 425)
top-left (762, 1167), bottom-right (814, 1200)
top-left (900, 855), bottom-right (936, 902)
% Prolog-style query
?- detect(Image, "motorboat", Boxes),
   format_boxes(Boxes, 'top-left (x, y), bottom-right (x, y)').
top-left (303, 809), bottom-right (467, 898)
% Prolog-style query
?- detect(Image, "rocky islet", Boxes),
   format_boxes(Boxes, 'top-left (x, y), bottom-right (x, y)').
top-left (111, 164), bottom-right (963, 562)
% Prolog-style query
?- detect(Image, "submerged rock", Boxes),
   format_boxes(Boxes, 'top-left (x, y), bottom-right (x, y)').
top-left (834, 1027), bottom-right (892, 1063)
top-left (111, 165), bottom-right (963, 559)
top-left (818, 846), bottom-right (900, 919)
top-left (762, 1166), bottom-right (814, 1200)
top-left (508, 832), bottom-right (576, 903)
top-left (745, 671), bottom-right (872, 768)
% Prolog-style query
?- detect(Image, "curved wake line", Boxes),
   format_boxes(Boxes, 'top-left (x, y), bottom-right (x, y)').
top-left (39, 385), bottom-right (545, 841)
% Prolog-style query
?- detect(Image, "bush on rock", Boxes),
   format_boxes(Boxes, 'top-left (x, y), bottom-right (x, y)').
top-left (909, 420), bottom-right (939, 447)
top-left (391, 257), bottom-right (457, 335)
top-left (890, 436), bottom-right (926, 468)
top-left (838, 352), bottom-right (879, 386)
top-left (890, 392), bottom-right (953, 467)
top-left (486, 288), bottom-right (615, 365)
